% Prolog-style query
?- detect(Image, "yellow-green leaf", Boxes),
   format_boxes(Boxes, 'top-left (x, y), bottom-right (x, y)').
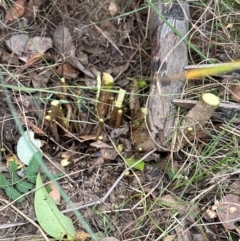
top-left (126, 158), bottom-right (145, 171)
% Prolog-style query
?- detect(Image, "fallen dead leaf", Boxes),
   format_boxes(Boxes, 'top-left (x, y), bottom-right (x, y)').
top-left (90, 141), bottom-right (114, 149)
top-left (216, 194), bottom-right (240, 230)
top-left (75, 230), bottom-right (90, 241)
top-left (88, 156), bottom-right (105, 173)
top-left (159, 194), bottom-right (186, 213)
top-left (2, 51), bottom-right (19, 65)
top-left (53, 25), bottom-right (76, 57)
top-left (48, 182), bottom-right (61, 204)
top-left (101, 148), bottom-right (118, 160)
top-left (5, 34), bottom-right (28, 56)
top-left (79, 135), bottom-right (96, 141)
top-left (231, 84), bottom-right (240, 102)
top-left (23, 36), bottom-right (53, 59)
top-left (174, 224), bottom-right (191, 241)
top-left (5, 0), bottom-right (26, 22)
top-left (163, 235), bottom-right (176, 241)
top-left (29, 69), bottom-right (51, 89)
top-left (121, 19), bottom-right (133, 39)
top-left (53, 25), bottom-right (94, 78)
top-left (56, 63), bottom-right (79, 79)
top-left (110, 126), bottom-right (129, 138)
top-left (101, 238), bottom-right (120, 241)
top-left (108, 1), bottom-right (118, 17)
top-left (19, 52), bottom-right (52, 72)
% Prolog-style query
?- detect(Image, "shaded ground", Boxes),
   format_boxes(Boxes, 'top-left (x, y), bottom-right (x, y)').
top-left (1, 0), bottom-right (240, 241)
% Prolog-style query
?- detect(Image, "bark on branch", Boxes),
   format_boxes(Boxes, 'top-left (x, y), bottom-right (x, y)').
top-left (147, 0), bottom-right (189, 150)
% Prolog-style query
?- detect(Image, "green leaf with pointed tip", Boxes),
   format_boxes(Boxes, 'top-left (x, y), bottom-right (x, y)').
top-left (126, 158), bottom-right (145, 171)
top-left (34, 173), bottom-right (75, 240)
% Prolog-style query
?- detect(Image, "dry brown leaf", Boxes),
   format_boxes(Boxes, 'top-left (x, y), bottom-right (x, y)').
top-left (23, 36), bottom-right (53, 58)
top-left (121, 19), bottom-right (133, 39)
top-left (53, 25), bottom-right (94, 78)
top-left (68, 56), bottom-right (95, 79)
top-left (53, 25), bottom-right (76, 57)
top-left (6, 35), bottom-right (52, 65)
top-left (110, 126), bottom-right (129, 138)
top-left (90, 156), bottom-right (104, 170)
top-left (101, 148), bottom-right (118, 160)
top-left (174, 224), bottom-right (191, 241)
top-left (5, 34), bottom-right (28, 56)
top-left (29, 69), bottom-right (51, 88)
top-left (230, 180), bottom-right (240, 193)
top-left (90, 141), bottom-right (113, 149)
top-left (20, 53), bottom-right (52, 71)
top-left (75, 230), bottom-right (90, 241)
top-left (5, 0), bottom-right (26, 22)
top-left (2, 51), bottom-right (19, 65)
top-left (79, 135), bottom-right (96, 141)
top-left (159, 194), bottom-right (186, 213)
top-left (231, 84), bottom-right (240, 102)
top-left (216, 194), bottom-right (240, 230)
top-left (56, 63), bottom-right (79, 79)
top-left (101, 238), bottom-right (120, 241)
top-left (163, 235), bottom-right (176, 241)
top-left (48, 182), bottom-right (61, 204)
top-left (108, 1), bottom-right (118, 17)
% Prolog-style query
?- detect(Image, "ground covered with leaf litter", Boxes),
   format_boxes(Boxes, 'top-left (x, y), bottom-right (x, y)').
top-left (1, 0), bottom-right (240, 241)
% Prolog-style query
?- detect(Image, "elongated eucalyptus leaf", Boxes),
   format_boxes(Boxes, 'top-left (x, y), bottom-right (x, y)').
top-left (34, 173), bottom-right (75, 240)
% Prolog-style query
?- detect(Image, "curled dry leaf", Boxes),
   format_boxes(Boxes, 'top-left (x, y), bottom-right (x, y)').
top-left (79, 135), bottom-right (96, 142)
top-left (5, 0), bottom-right (26, 22)
top-left (90, 141), bottom-right (113, 149)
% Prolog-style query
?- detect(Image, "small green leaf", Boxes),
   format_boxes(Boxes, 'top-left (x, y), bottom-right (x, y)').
top-left (0, 174), bottom-right (24, 202)
top-left (34, 173), bottom-right (75, 240)
top-left (125, 158), bottom-right (145, 171)
top-left (137, 78), bottom-right (147, 88)
top-left (24, 151), bottom-right (42, 183)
